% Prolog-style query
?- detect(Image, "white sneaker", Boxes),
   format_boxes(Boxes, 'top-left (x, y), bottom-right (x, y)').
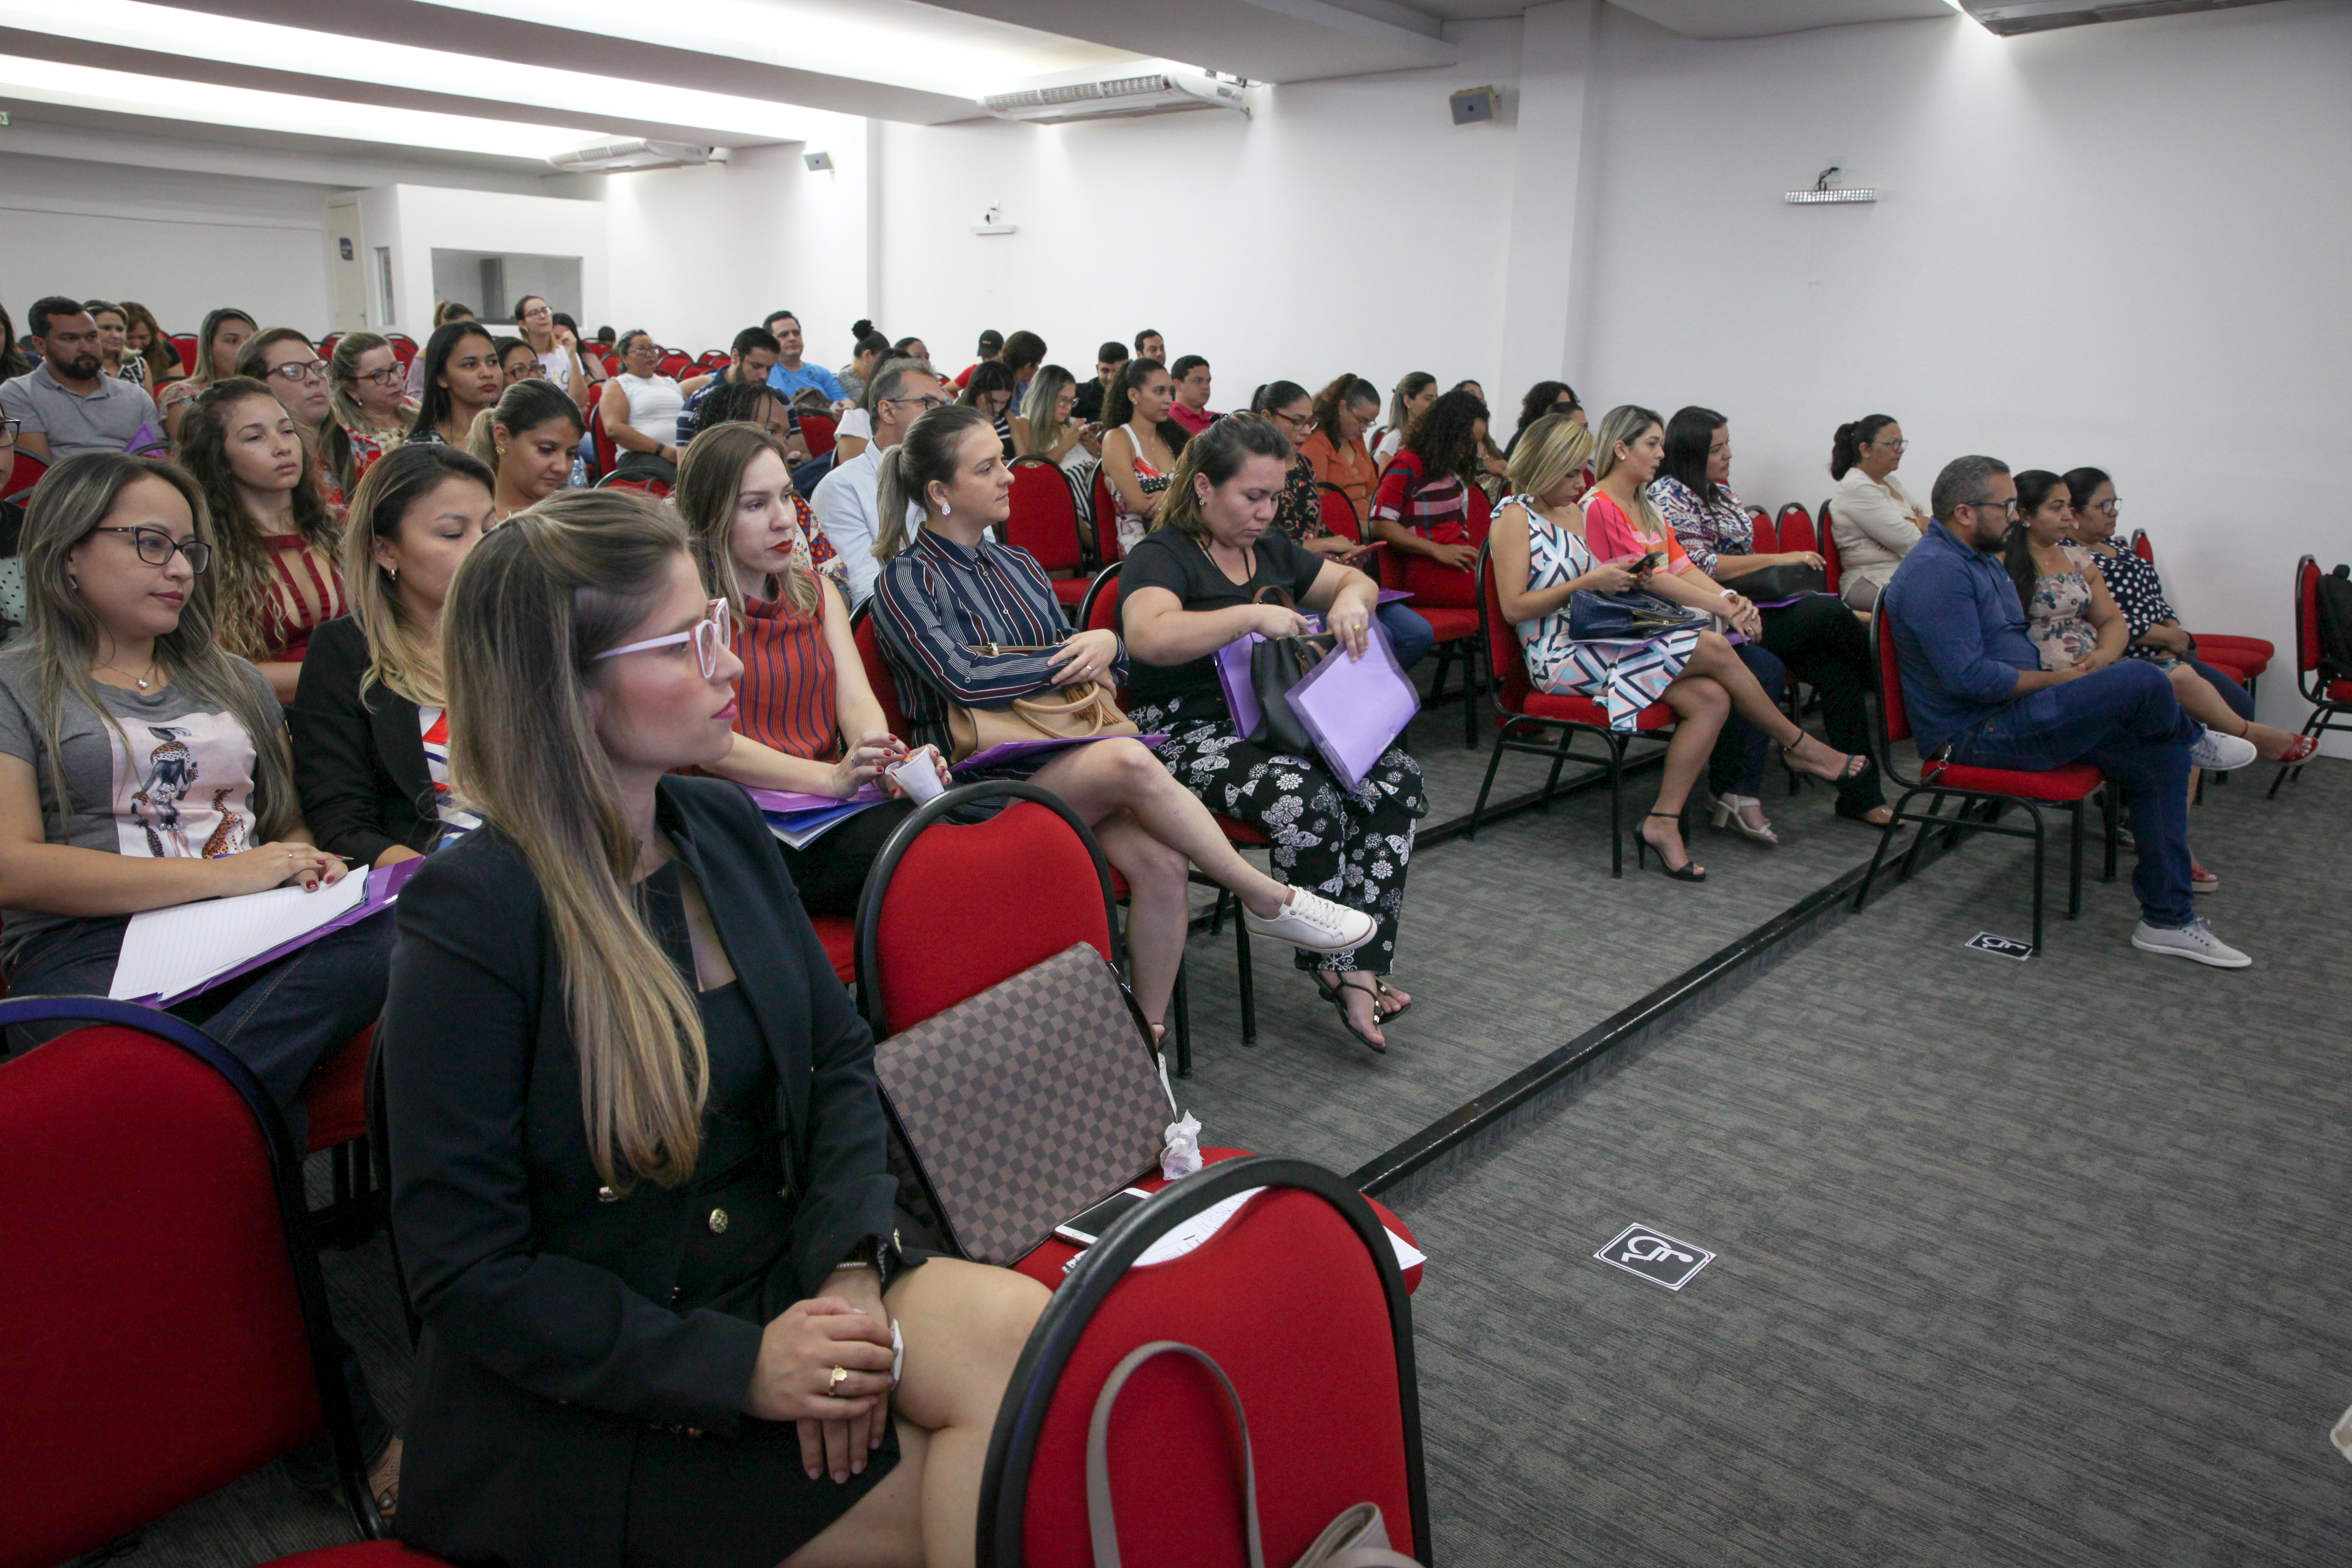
top-left (2186, 728), bottom-right (2258, 771)
top-left (2131, 917), bottom-right (2251, 968)
top-left (1243, 888), bottom-right (1376, 954)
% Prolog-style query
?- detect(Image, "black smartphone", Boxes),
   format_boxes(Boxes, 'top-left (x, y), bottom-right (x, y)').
top-left (1630, 551), bottom-right (1662, 575)
top-left (1052, 1186), bottom-right (1153, 1247)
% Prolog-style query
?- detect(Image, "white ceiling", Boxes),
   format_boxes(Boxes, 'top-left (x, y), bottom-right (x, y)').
top-left (0, 0), bottom-right (1968, 178)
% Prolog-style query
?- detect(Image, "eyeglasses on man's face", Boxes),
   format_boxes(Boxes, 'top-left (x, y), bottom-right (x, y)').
top-left (596, 598), bottom-right (733, 679)
top-left (265, 359), bottom-right (329, 384)
top-left (87, 525), bottom-right (213, 573)
top-left (1962, 498), bottom-right (2019, 519)
top-left (887, 394), bottom-right (949, 413)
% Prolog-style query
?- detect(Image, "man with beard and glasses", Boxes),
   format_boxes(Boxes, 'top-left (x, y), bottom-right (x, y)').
top-left (1882, 453), bottom-right (2259, 968)
top-left (1, 297), bottom-right (164, 463)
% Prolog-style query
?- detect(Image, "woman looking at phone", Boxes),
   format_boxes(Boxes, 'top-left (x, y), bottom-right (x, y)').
top-left (1099, 358), bottom-right (1188, 556)
top-left (1253, 380), bottom-right (1432, 671)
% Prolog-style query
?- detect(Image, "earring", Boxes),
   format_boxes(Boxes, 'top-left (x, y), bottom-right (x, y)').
top-left (941, 500), bottom-right (952, 516)
top-left (388, 566), bottom-right (398, 582)
top-left (496, 446), bottom-right (506, 456)
top-left (67, 575), bottom-right (78, 591)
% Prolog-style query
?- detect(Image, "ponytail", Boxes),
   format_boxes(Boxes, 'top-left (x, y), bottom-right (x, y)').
top-left (873, 404), bottom-right (991, 563)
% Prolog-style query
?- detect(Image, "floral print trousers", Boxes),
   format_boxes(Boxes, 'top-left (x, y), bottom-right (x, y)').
top-left (1132, 698), bottom-right (1426, 975)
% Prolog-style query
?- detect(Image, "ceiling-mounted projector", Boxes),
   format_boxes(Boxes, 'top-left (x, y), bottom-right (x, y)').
top-left (981, 68), bottom-right (1248, 125)
top-left (1959, 0), bottom-right (2288, 34)
top-left (549, 139), bottom-right (722, 172)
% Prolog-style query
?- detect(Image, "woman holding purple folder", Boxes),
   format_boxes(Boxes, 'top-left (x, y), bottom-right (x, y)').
top-left (1119, 414), bottom-right (1427, 1055)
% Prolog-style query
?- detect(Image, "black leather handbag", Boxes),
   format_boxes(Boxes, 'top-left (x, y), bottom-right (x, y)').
top-left (1729, 561), bottom-right (1828, 602)
top-left (1566, 588), bottom-right (1708, 642)
top-left (1246, 588), bottom-right (1336, 754)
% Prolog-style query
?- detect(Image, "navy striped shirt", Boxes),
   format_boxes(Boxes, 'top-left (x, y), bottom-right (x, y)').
top-left (871, 528), bottom-right (1125, 756)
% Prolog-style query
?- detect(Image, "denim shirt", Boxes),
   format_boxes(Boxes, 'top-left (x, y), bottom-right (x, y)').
top-left (1880, 521), bottom-right (2039, 751)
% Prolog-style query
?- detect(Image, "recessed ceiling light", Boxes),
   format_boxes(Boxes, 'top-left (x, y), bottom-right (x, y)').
top-left (0, 50), bottom-right (607, 158)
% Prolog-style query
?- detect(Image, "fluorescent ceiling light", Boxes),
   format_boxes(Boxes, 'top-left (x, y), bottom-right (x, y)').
top-left (410, 0), bottom-right (1145, 100)
top-left (0, 0), bottom-right (818, 141)
top-left (0, 51), bottom-right (605, 158)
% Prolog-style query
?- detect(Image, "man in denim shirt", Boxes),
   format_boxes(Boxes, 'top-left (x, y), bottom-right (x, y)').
top-left (1882, 454), bottom-right (2257, 967)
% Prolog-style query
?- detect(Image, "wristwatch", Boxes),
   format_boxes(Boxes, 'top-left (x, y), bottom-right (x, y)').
top-left (841, 1230), bottom-right (904, 1294)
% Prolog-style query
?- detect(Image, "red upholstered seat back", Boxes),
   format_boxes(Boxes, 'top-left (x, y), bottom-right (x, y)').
top-left (3, 452), bottom-right (46, 505)
top-left (799, 411), bottom-right (838, 457)
top-left (1016, 1186), bottom-right (1418, 1567)
top-left (656, 349), bottom-right (693, 379)
top-left (301, 1024), bottom-right (374, 1154)
top-left (0, 1026), bottom-right (324, 1568)
top-left (1480, 546), bottom-right (1532, 709)
top-left (852, 610), bottom-right (910, 739)
top-left (1316, 483), bottom-right (1361, 543)
top-left (2295, 555), bottom-right (2322, 674)
top-left (1008, 457), bottom-right (1083, 574)
top-left (385, 333), bottom-right (416, 367)
top-left (1084, 563), bottom-right (1122, 635)
top-left (1402, 483), bottom-right (1488, 611)
top-left (1876, 605), bottom-right (1912, 746)
top-left (869, 801), bottom-right (1114, 1035)
top-left (1747, 504), bottom-right (1778, 555)
top-left (1816, 498), bottom-right (1843, 593)
top-left (2132, 529), bottom-right (2154, 563)
top-left (1777, 501), bottom-right (1817, 557)
top-left (1089, 470), bottom-right (1123, 560)
top-left (167, 332), bottom-right (198, 376)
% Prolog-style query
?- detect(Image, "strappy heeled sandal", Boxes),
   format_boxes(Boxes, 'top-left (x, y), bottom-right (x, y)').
top-left (1782, 735), bottom-right (1874, 786)
top-left (1313, 975), bottom-right (1389, 1054)
top-left (1637, 812), bottom-right (1706, 882)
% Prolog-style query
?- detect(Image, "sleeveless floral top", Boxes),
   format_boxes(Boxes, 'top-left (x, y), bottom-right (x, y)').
top-left (2026, 540), bottom-right (2102, 672)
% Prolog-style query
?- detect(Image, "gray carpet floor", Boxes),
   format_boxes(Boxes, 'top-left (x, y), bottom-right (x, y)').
top-left (1395, 756), bottom-right (2352, 1566)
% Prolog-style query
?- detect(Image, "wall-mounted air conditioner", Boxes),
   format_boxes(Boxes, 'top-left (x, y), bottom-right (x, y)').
top-left (981, 68), bottom-right (1249, 125)
top-left (548, 139), bottom-right (726, 173)
top-left (1959, 0), bottom-right (2285, 34)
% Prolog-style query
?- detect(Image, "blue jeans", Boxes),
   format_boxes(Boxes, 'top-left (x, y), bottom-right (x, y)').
top-left (1710, 640), bottom-right (1786, 797)
top-left (1378, 602), bottom-right (1435, 671)
top-left (1947, 660), bottom-right (2197, 928)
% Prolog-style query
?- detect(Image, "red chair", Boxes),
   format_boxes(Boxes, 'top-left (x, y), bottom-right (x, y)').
top-left (979, 1155), bottom-right (1428, 1568)
top-left (799, 410), bottom-right (839, 458)
top-left (384, 333), bottom-right (417, 369)
top-left (854, 781), bottom-right (1120, 1039)
top-left (1377, 487), bottom-right (1486, 748)
top-left (2270, 554), bottom-right (2352, 797)
top-left (301, 1024), bottom-right (380, 1248)
top-left (0, 996), bottom-right (448, 1565)
top-left (1746, 504), bottom-right (1778, 556)
top-left (1814, 497), bottom-right (1844, 597)
top-left (845, 600), bottom-right (910, 742)
top-left (1469, 544), bottom-right (1676, 876)
top-left (1316, 481), bottom-right (1362, 543)
top-left (1776, 501), bottom-right (1817, 560)
top-left (593, 472), bottom-right (670, 500)
top-left (1008, 457), bottom-right (1091, 612)
top-left (319, 332), bottom-right (343, 359)
top-left (2124, 530), bottom-right (2274, 692)
top-left (3, 451), bottom-right (47, 505)
top-left (167, 331), bottom-right (199, 377)
top-left (1089, 469), bottom-right (1126, 561)
top-left (1854, 605), bottom-right (2115, 954)
top-left (656, 349), bottom-right (693, 379)
top-left (2130, 528), bottom-right (2154, 562)
top-left (589, 404), bottom-right (619, 480)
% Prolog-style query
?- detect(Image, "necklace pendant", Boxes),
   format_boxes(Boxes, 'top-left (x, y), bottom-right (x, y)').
top-left (137, 678), bottom-right (150, 689)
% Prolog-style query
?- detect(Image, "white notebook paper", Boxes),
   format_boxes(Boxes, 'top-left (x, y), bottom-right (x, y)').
top-left (109, 874), bottom-right (369, 1002)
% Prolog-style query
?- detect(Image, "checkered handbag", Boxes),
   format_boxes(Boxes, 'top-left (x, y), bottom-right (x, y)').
top-left (873, 942), bottom-right (1173, 1266)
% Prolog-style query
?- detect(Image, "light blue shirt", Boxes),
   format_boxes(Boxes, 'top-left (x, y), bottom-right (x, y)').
top-left (765, 361), bottom-right (845, 404)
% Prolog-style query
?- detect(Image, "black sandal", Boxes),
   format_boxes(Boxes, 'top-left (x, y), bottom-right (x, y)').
top-left (1783, 734), bottom-right (1874, 786)
top-left (1637, 812), bottom-right (1706, 882)
top-left (1371, 977), bottom-right (1412, 1023)
top-left (1313, 975), bottom-right (1389, 1054)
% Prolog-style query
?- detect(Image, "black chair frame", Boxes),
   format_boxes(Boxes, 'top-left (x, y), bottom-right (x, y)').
top-left (974, 1154), bottom-right (1429, 1568)
top-left (0, 994), bottom-right (387, 1542)
top-left (1849, 616), bottom-right (2117, 956)
top-left (1466, 544), bottom-right (1674, 877)
top-left (2270, 554), bottom-right (2352, 798)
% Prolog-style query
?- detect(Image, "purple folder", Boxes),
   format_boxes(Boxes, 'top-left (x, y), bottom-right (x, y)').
top-left (1214, 634), bottom-right (1266, 737)
top-left (1287, 618), bottom-right (1418, 790)
top-left (952, 734), bottom-right (1165, 773)
top-left (134, 858), bottom-right (419, 1007)
top-left (1376, 588), bottom-right (1414, 604)
top-left (745, 783), bottom-right (886, 815)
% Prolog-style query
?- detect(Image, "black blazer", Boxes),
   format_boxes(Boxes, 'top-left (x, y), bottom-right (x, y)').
top-left (382, 775), bottom-right (899, 1568)
top-left (288, 616), bottom-right (439, 866)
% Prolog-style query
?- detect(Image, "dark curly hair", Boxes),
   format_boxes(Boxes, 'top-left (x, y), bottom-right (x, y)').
top-left (1403, 388), bottom-right (1490, 487)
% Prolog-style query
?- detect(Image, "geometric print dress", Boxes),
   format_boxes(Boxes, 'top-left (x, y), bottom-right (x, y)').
top-left (1506, 495), bottom-right (1700, 731)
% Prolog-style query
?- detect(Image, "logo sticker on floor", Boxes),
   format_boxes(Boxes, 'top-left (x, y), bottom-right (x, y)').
top-left (1594, 1224), bottom-right (1714, 1291)
top-left (1965, 931), bottom-right (2035, 961)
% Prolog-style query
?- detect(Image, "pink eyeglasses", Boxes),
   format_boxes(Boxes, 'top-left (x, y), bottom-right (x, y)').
top-left (595, 598), bottom-right (733, 678)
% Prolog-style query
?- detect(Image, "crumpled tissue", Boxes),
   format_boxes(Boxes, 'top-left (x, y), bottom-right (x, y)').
top-left (1160, 1112), bottom-right (1203, 1180)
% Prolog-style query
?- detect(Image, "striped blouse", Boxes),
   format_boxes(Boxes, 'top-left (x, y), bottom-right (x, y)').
top-left (872, 528), bottom-right (1122, 757)
top-left (260, 534), bottom-right (349, 663)
top-left (1371, 450), bottom-right (1471, 545)
top-left (732, 588), bottom-right (841, 761)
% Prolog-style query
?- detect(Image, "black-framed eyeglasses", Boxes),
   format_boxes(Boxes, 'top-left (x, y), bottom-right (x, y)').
top-left (1271, 410), bottom-right (1318, 434)
top-left (87, 525), bottom-right (212, 573)
top-left (353, 366), bottom-right (405, 387)
top-left (0, 418), bottom-right (19, 445)
top-left (265, 359), bottom-right (328, 383)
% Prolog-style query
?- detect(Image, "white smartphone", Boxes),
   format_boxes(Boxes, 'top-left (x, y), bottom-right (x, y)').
top-left (1052, 1186), bottom-right (1153, 1248)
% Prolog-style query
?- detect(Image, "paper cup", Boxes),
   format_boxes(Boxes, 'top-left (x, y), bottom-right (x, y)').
top-left (888, 753), bottom-right (947, 803)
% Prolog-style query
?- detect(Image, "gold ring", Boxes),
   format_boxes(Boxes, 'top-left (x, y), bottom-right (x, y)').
top-left (827, 1365), bottom-right (848, 1394)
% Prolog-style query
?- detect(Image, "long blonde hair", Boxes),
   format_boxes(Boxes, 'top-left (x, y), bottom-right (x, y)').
top-left (10, 452), bottom-right (298, 843)
top-left (328, 330), bottom-right (402, 438)
top-left (874, 404), bottom-right (992, 563)
top-left (1591, 403), bottom-right (1669, 539)
top-left (675, 421), bottom-right (819, 616)
top-left (341, 443), bottom-right (495, 708)
top-left (1505, 413), bottom-right (1596, 500)
top-left (442, 500), bottom-right (709, 1189)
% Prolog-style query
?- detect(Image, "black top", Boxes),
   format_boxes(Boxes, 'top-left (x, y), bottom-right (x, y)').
top-left (288, 615), bottom-right (439, 866)
top-left (1072, 379), bottom-right (1106, 423)
top-left (382, 775), bottom-right (898, 1568)
top-left (1117, 527), bottom-right (1324, 708)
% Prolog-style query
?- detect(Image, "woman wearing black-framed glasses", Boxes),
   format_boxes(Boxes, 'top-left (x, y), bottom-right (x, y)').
top-left (330, 331), bottom-right (420, 483)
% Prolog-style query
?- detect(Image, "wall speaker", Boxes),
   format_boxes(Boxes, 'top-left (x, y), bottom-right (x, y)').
top-left (804, 150), bottom-right (834, 172)
top-left (1449, 86), bottom-right (1499, 125)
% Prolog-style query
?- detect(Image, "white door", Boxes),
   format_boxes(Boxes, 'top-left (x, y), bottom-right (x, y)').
top-left (326, 201), bottom-right (369, 331)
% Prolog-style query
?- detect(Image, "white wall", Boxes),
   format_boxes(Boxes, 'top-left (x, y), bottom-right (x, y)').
top-left (369, 184), bottom-right (610, 337)
top-left (1566, 0), bottom-right (2352, 734)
